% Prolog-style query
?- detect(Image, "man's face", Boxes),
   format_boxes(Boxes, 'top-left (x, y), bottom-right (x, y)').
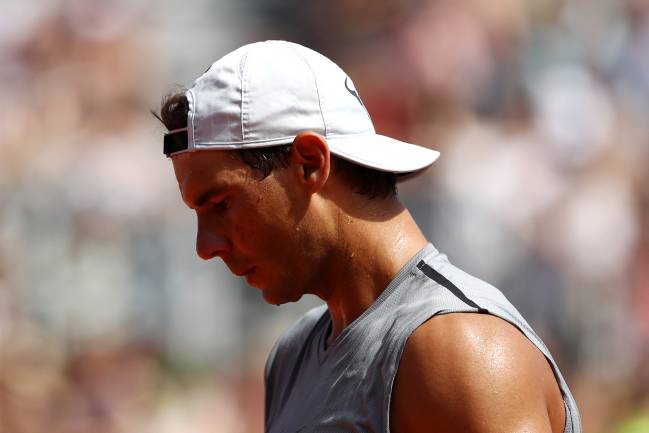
top-left (172, 150), bottom-right (324, 305)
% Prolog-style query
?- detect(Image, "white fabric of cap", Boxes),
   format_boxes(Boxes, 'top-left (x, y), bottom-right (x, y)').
top-left (181, 40), bottom-right (440, 174)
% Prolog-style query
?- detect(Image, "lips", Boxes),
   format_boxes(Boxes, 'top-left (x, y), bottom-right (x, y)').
top-left (244, 267), bottom-right (256, 283)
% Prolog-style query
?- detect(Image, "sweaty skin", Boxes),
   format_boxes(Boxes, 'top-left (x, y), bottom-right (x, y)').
top-left (391, 313), bottom-right (566, 433)
top-left (172, 132), bottom-right (567, 433)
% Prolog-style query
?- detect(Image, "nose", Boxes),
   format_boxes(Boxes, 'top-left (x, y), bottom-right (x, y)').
top-left (196, 225), bottom-right (231, 260)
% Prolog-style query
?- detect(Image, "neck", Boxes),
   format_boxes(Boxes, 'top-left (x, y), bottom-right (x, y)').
top-left (314, 198), bottom-right (428, 344)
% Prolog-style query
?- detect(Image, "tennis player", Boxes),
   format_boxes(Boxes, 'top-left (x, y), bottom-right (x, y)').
top-left (158, 41), bottom-right (581, 433)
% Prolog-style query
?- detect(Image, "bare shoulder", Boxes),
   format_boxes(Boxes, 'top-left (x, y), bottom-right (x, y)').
top-left (390, 313), bottom-right (565, 433)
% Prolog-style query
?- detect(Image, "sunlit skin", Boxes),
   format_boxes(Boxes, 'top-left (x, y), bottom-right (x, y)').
top-left (391, 313), bottom-right (567, 433)
top-left (171, 132), bottom-right (566, 433)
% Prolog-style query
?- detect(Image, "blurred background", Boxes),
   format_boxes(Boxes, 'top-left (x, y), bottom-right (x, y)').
top-left (1, 0), bottom-right (648, 432)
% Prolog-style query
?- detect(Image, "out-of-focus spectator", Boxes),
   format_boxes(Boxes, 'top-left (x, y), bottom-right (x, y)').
top-left (1, 1), bottom-right (648, 432)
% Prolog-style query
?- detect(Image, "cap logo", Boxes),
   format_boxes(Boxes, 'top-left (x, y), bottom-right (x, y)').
top-left (345, 76), bottom-right (364, 107)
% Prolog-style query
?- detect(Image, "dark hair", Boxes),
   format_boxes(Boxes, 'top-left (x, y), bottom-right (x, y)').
top-left (153, 90), bottom-right (397, 199)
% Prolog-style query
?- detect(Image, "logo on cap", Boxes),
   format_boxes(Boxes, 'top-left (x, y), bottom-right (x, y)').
top-left (345, 77), bottom-right (364, 107)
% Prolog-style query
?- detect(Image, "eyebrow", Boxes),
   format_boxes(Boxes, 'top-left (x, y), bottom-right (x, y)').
top-left (187, 186), bottom-right (226, 209)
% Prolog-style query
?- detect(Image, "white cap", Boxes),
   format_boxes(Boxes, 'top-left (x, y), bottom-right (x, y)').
top-left (173, 40), bottom-right (440, 174)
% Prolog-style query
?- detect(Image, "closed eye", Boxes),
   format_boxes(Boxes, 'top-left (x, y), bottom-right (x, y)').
top-left (187, 186), bottom-right (228, 212)
top-left (196, 197), bottom-right (228, 214)
top-left (210, 199), bottom-right (228, 212)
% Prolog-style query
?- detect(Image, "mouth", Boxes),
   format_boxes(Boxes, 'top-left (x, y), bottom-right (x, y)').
top-left (244, 267), bottom-right (259, 286)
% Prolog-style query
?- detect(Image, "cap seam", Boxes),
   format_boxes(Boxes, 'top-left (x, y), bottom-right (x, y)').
top-left (325, 131), bottom-right (374, 139)
top-left (186, 89), bottom-right (196, 151)
top-left (193, 137), bottom-right (296, 147)
top-left (289, 45), bottom-right (328, 136)
top-left (239, 50), bottom-right (251, 142)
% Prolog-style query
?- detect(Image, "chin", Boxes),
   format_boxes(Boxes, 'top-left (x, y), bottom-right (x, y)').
top-left (247, 271), bottom-right (302, 305)
top-left (261, 285), bottom-right (303, 306)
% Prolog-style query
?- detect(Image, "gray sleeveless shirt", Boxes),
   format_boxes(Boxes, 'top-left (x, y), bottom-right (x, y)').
top-left (264, 243), bottom-right (581, 433)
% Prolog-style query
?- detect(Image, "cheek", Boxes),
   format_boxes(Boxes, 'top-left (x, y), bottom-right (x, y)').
top-left (230, 177), bottom-right (307, 252)
top-left (226, 204), bottom-right (289, 250)
top-left (251, 188), bottom-right (299, 231)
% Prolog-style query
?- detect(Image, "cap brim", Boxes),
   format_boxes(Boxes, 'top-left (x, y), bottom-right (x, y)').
top-left (326, 133), bottom-right (440, 175)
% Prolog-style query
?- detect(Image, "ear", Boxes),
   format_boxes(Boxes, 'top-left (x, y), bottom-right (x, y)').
top-left (290, 131), bottom-right (331, 193)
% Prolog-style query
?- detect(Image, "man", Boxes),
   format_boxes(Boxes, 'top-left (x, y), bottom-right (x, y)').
top-left (157, 41), bottom-right (581, 433)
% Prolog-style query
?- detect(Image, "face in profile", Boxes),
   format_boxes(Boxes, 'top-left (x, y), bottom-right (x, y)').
top-left (171, 149), bottom-right (328, 305)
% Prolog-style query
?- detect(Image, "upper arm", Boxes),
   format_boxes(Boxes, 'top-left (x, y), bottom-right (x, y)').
top-left (390, 313), bottom-right (565, 433)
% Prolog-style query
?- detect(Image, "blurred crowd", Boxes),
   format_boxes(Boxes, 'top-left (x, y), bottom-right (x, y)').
top-left (1, 0), bottom-right (648, 432)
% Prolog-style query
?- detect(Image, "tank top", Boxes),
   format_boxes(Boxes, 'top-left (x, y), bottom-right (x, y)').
top-left (264, 243), bottom-right (581, 433)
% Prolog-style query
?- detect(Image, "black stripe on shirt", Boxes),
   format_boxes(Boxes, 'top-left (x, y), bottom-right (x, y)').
top-left (417, 260), bottom-right (489, 314)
